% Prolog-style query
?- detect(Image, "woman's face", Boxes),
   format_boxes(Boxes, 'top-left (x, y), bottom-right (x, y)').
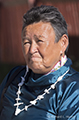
top-left (22, 21), bottom-right (64, 74)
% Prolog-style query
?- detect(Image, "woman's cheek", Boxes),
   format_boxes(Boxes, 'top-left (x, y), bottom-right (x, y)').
top-left (23, 46), bottom-right (29, 54)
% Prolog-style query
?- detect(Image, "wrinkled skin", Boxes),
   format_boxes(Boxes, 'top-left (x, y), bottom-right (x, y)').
top-left (22, 21), bottom-right (68, 74)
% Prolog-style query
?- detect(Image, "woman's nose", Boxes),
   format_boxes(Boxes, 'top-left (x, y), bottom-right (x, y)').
top-left (29, 42), bottom-right (38, 54)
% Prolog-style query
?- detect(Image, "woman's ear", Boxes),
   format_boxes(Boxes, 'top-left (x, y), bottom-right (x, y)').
top-left (59, 34), bottom-right (69, 54)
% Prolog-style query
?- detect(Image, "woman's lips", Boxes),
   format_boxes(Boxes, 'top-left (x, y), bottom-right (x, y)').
top-left (29, 54), bottom-right (41, 61)
top-left (30, 56), bottom-right (40, 61)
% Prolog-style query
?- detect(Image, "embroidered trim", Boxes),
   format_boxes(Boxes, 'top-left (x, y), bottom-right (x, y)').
top-left (46, 55), bottom-right (67, 75)
top-left (14, 64), bottom-right (69, 116)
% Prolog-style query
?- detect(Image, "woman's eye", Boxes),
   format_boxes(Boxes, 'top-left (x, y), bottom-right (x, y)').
top-left (23, 39), bottom-right (31, 45)
top-left (24, 41), bottom-right (30, 45)
top-left (37, 40), bottom-right (43, 43)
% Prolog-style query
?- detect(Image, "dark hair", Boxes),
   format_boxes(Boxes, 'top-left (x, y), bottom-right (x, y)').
top-left (22, 5), bottom-right (69, 52)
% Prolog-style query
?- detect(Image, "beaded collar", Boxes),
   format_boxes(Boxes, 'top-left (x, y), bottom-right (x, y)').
top-left (46, 55), bottom-right (67, 75)
top-left (14, 55), bottom-right (68, 116)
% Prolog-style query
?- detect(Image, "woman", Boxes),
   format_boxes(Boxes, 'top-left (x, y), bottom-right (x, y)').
top-left (0, 5), bottom-right (79, 120)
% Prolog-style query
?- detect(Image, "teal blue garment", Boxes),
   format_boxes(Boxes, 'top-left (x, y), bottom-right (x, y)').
top-left (0, 58), bottom-right (79, 120)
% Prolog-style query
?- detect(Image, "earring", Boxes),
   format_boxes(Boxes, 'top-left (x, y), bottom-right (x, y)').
top-left (60, 52), bottom-right (64, 67)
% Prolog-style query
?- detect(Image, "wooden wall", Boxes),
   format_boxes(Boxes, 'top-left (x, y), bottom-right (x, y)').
top-left (0, 0), bottom-right (79, 64)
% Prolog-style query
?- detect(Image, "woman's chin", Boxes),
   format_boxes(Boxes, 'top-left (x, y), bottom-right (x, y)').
top-left (28, 61), bottom-right (52, 74)
top-left (28, 65), bottom-right (42, 74)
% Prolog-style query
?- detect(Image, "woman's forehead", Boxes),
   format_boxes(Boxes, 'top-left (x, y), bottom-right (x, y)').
top-left (22, 21), bottom-right (55, 37)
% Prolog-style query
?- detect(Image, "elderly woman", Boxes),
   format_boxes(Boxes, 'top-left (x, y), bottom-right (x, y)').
top-left (0, 5), bottom-right (79, 120)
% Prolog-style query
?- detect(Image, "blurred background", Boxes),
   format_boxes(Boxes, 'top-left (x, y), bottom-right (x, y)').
top-left (0, 0), bottom-right (79, 83)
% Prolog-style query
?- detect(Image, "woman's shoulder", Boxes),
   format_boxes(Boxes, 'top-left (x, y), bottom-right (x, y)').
top-left (0, 65), bottom-right (26, 95)
top-left (62, 67), bottom-right (79, 93)
top-left (69, 67), bottom-right (79, 81)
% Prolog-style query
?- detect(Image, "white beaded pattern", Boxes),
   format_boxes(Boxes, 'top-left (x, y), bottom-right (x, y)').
top-left (14, 65), bottom-right (69, 116)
